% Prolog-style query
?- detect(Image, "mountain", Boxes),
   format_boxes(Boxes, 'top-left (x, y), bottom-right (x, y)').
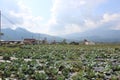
top-left (62, 29), bottom-right (120, 42)
top-left (1, 28), bottom-right (63, 42)
top-left (1, 28), bottom-right (120, 43)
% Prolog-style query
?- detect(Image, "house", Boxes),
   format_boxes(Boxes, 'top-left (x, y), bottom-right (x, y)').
top-left (23, 38), bottom-right (37, 45)
top-left (84, 39), bottom-right (95, 45)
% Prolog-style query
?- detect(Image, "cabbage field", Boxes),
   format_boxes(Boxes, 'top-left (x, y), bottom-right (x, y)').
top-left (0, 44), bottom-right (120, 80)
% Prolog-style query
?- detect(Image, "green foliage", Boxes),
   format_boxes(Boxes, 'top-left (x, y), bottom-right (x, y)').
top-left (3, 54), bottom-right (10, 60)
top-left (0, 46), bottom-right (19, 53)
top-left (56, 74), bottom-right (65, 80)
top-left (33, 72), bottom-right (47, 80)
top-left (0, 44), bottom-right (120, 79)
top-left (4, 69), bottom-right (11, 77)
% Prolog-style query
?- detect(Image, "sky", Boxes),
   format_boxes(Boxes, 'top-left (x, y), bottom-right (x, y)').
top-left (0, 0), bottom-right (120, 36)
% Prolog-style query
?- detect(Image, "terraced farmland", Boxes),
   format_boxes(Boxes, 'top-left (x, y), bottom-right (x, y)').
top-left (0, 44), bottom-right (120, 80)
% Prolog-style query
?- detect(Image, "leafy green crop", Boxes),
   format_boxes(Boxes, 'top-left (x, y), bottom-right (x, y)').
top-left (0, 44), bottom-right (120, 79)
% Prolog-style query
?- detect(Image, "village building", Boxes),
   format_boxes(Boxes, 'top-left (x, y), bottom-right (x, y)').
top-left (84, 39), bottom-right (95, 45)
top-left (23, 38), bottom-right (37, 45)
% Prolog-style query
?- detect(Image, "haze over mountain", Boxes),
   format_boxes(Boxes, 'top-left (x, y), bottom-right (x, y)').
top-left (1, 28), bottom-right (120, 42)
top-left (1, 28), bottom-right (63, 42)
top-left (62, 28), bottom-right (120, 42)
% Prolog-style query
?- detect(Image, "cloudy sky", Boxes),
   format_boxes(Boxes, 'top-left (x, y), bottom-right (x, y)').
top-left (0, 0), bottom-right (120, 36)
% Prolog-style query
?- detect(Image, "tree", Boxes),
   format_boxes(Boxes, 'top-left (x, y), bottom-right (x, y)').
top-left (0, 32), bottom-right (3, 35)
top-left (61, 39), bottom-right (67, 44)
top-left (0, 32), bottom-right (4, 45)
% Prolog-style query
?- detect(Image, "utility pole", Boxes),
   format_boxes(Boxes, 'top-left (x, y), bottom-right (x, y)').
top-left (0, 10), bottom-right (3, 45)
top-left (0, 10), bottom-right (1, 45)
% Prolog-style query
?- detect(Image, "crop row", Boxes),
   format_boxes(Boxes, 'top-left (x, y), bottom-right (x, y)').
top-left (0, 44), bottom-right (120, 80)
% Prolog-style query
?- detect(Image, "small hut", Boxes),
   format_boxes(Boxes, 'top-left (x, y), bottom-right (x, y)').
top-left (23, 38), bottom-right (37, 45)
top-left (84, 39), bottom-right (95, 45)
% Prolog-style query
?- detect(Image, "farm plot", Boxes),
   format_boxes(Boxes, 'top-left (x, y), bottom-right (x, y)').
top-left (0, 44), bottom-right (120, 80)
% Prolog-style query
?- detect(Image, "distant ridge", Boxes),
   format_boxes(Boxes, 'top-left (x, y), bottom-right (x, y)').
top-left (61, 29), bottom-right (120, 42)
top-left (1, 28), bottom-right (63, 42)
top-left (1, 28), bottom-right (120, 43)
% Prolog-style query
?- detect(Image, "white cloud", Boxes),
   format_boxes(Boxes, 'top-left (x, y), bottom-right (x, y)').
top-left (1, 0), bottom-right (50, 34)
top-left (47, 0), bottom-right (108, 35)
top-left (79, 0), bottom-right (86, 5)
top-left (84, 19), bottom-right (97, 29)
top-left (100, 13), bottom-right (120, 30)
top-left (1, 0), bottom-right (120, 36)
top-left (101, 13), bottom-right (120, 23)
top-left (112, 25), bottom-right (120, 30)
top-left (65, 24), bottom-right (82, 34)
